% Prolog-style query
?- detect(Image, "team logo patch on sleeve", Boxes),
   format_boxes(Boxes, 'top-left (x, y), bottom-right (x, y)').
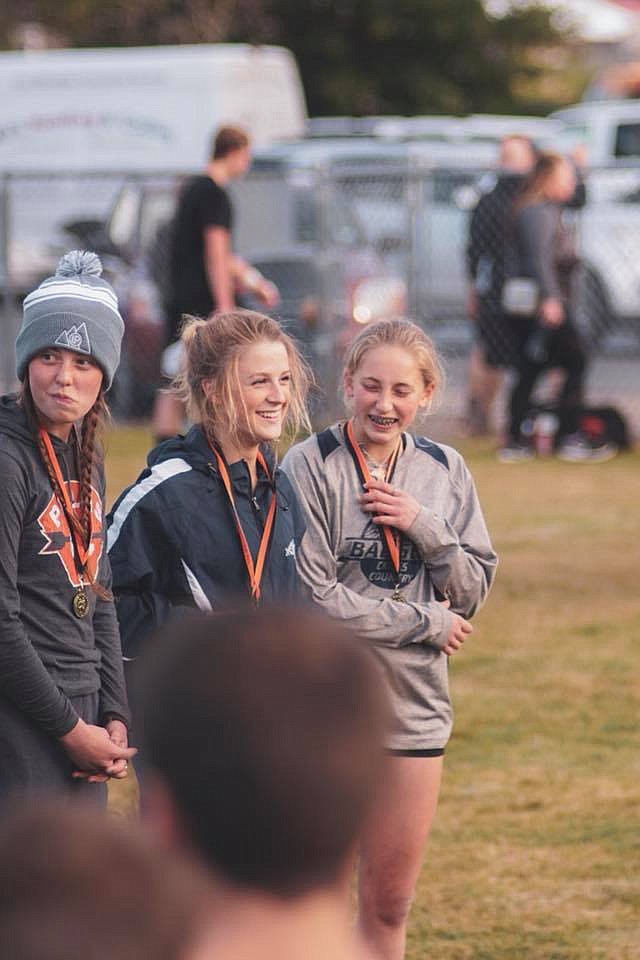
top-left (54, 322), bottom-right (91, 354)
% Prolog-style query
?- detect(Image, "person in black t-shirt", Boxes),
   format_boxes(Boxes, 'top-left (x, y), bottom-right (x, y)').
top-left (167, 172), bottom-right (233, 340)
top-left (153, 125), bottom-right (280, 440)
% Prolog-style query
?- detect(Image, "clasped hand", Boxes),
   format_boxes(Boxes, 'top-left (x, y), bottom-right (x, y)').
top-left (359, 478), bottom-right (421, 532)
top-left (360, 480), bottom-right (473, 657)
top-left (62, 718), bottom-right (137, 784)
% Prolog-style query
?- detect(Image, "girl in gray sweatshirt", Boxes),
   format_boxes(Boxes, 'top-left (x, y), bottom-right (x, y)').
top-left (0, 252), bottom-right (134, 802)
top-left (282, 318), bottom-right (496, 960)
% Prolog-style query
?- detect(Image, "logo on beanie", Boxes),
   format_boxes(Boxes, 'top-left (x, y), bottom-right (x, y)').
top-left (54, 322), bottom-right (91, 354)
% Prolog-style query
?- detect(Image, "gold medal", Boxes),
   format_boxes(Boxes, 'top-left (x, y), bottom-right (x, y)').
top-left (72, 588), bottom-right (89, 618)
top-left (392, 584), bottom-right (407, 603)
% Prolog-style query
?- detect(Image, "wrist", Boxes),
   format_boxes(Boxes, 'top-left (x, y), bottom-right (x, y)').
top-left (60, 717), bottom-right (85, 745)
top-left (243, 267), bottom-right (262, 292)
top-left (102, 713), bottom-right (129, 730)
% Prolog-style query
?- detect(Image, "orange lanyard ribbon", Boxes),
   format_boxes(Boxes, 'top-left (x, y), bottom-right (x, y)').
top-left (39, 428), bottom-right (92, 582)
top-left (210, 444), bottom-right (277, 604)
top-left (344, 419), bottom-right (402, 578)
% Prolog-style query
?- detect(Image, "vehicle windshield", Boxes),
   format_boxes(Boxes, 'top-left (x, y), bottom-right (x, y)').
top-left (232, 174), bottom-right (369, 254)
top-left (614, 122), bottom-right (640, 159)
top-left (109, 180), bottom-right (177, 253)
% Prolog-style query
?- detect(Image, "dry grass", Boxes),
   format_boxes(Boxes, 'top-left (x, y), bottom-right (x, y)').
top-left (104, 427), bottom-right (640, 958)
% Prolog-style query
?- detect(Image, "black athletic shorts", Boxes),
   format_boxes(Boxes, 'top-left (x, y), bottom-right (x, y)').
top-left (476, 297), bottom-right (517, 368)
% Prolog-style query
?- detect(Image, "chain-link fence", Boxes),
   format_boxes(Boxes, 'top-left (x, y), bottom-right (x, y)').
top-left (1, 162), bottom-right (639, 439)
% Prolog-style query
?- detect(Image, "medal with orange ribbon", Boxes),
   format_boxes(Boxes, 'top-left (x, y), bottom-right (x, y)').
top-left (344, 419), bottom-right (406, 602)
top-left (210, 443), bottom-right (277, 604)
top-left (39, 429), bottom-right (93, 618)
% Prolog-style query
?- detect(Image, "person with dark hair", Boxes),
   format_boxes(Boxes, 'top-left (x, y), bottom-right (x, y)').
top-left (500, 151), bottom-right (591, 461)
top-left (137, 606), bottom-right (388, 960)
top-left (466, 134), bottom-right (536, 434)
top-left (0, 803), bottom-right (215, 960)
top-left (0, 251), bottom-right (134, 801)
top-left (153, 123), bottom-right (280, 440)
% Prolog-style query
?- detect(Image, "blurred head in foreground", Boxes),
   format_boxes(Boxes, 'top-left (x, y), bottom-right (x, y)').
top-left (0, 803), bottom-right (214, 960)
top-left (138, 606), bottom-right (389, 898)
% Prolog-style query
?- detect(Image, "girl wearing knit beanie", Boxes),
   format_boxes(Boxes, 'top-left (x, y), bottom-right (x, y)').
top-left (0, 251), bottom-right (135, 802)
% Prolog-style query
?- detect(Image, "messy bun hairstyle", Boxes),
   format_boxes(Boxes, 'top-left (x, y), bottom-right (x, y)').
top-left (174, 310), bottom-right (313, 448)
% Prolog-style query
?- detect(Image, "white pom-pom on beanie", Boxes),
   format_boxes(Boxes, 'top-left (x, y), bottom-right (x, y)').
top-left (16, 249), bottom-right (125, 389)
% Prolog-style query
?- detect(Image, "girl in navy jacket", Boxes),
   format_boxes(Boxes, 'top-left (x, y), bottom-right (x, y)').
top-left (107, 310), bottom-right (311, 664)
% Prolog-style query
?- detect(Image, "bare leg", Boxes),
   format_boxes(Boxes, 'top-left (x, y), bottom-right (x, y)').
top-left (357, 755), bottom-right (443, 960)
top-left (466, 346), bottom-right (485, 418)
top-left (466, 346), bottom-right (490, 435)
top-left (480, 365), bottom-right (504, 426)
top-left (151, 390), bottom-right (185, 442)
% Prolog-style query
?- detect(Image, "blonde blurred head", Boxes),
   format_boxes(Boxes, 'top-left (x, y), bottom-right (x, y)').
top-left (517, 151), bottom-right (576, 208)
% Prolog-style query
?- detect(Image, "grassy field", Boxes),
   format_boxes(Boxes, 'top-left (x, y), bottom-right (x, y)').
top-left (104, 427), bottom-right (640, 959)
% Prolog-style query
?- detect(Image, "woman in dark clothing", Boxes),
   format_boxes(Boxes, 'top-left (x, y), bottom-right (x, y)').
top-left (0, 251), bottom-right (134, 802)
top-left (501, 152), bottom-right (588, 460)
top-left (108, 310), bottom-right (312, 763)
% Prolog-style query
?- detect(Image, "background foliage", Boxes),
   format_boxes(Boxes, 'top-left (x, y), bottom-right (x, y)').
top-left (0, 1), bottom-right (582, 115)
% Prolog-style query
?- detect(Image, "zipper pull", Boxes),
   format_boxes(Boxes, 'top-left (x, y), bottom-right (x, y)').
top-left (251, 496), bottom-right (260, 512)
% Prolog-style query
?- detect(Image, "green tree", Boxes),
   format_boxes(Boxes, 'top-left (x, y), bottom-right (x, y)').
top-left (1, 1), bottom-right (573, 114)
top-left (266, 0), bottom-right (568, 115)
top-left (0, 1), bottom-right (273, 48)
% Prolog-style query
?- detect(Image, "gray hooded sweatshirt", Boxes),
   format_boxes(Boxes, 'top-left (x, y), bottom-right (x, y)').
top-left (282, 425), bottom-right (497, 750)
top-left (0, 395), bottom-right (129, 738)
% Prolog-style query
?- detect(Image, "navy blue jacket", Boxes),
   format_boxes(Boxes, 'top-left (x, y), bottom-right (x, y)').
top-left (107, 426), bottom-right (306, 660)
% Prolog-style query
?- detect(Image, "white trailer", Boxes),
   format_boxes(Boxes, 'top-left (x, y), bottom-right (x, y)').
top-left (0, 43), bottom-right (307, 171)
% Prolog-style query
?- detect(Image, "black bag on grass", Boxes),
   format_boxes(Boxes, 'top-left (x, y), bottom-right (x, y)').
top-left (573, 405), bottom-right (631, 451)
top-left (521, 403), bottom-right (631, 452)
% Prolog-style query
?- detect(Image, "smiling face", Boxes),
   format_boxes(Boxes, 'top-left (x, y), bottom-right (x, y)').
top-left (209, 339), bottom-right (291, 460)
top-left (344, 344), bottom-right (433, 462)
top-left (28, 348), bottom-right (104, 440)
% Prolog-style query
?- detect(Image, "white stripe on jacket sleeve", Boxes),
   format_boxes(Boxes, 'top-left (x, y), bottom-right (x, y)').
top-left (107, 458), bottom-right (192, 550)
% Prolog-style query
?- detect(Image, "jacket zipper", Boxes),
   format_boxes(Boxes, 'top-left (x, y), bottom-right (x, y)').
top-left (209, 460), bottom-right (266, 535)
top-left (251, 491), bottom-right (265, 535)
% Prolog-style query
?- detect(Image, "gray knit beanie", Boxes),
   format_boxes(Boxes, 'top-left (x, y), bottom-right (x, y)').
top-left (16, 250), bottom-right (124, 389)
